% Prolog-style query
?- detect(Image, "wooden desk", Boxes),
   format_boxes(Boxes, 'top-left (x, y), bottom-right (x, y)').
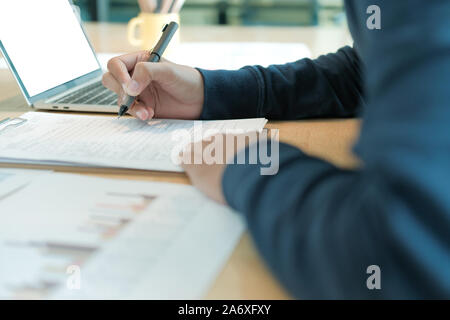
top-left (0, 23), bottom-right (359, 299)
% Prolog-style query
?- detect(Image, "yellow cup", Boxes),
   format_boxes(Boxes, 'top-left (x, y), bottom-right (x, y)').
top-left (127, 13), bottom-right (180, 55)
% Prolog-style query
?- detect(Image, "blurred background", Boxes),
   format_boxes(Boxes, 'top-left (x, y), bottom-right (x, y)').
top-left (73, 0), bottom-right (346, 26)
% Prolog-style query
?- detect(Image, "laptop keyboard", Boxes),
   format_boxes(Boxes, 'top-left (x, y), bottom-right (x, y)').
top-left (54, 81), bottom-right (118, 106)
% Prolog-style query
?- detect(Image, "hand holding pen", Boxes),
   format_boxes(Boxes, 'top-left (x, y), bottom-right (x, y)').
top-left (102, 23), bottom-right (204, 121)
top-left (117, 21), bottom-right (178, 118)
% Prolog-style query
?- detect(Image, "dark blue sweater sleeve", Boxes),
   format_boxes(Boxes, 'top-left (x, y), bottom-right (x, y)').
top-left (198, 46), bottom-right (364, 120)
top-left (221, 0), bottom-right (450, 299)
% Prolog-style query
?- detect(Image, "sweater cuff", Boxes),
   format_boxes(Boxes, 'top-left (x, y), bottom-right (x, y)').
top-left (222, 141), bottom-right (307, 214)
top-left (197, 67), bottom-right (263, 120)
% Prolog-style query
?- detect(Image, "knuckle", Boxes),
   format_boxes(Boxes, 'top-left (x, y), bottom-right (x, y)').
top-left (135, 61), bottom-right (148, 72)
top-left (134, 62), bottom-right (152, 81)
top-left (106, 58), bottom-right (117, 71)
top-left (139, 50), bottom-right (151, 61)
top-left (101, 73), bottom-right (110, 87)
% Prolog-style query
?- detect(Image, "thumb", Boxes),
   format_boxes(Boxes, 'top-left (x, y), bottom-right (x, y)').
top-left (125, 61), bottom-right (174, 96)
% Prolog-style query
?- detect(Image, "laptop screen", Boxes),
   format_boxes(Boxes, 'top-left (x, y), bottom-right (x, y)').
top-left (0, 0), bottom-right (100, 97)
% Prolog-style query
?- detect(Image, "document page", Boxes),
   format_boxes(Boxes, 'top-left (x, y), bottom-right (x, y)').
top-left (0, 168), bottom-right (49, 200)
top-left (0, 172), bottom-right (244, 299)
top-left (0, 112), bottom-right (267, 172)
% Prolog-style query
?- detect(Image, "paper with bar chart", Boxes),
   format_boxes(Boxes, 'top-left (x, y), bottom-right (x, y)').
top-left (0, 168), bottom-right (49, 200)
top-left (0, 171), bottom-right (244, 299)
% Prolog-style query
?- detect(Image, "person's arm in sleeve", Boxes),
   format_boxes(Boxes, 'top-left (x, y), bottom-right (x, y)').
top-left (198, 46), bottom-right (365, 120)
top-left (221, 1), bottom-right (450, 299)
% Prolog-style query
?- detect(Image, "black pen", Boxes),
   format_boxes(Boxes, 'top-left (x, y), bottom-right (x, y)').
top-left (118, 21), bottom-right (179, 118)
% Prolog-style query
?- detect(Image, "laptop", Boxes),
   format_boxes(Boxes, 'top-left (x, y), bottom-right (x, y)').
top-left (0, 0), bottom-right (117, 113)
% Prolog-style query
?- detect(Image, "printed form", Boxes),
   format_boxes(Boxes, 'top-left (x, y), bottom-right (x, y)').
top-left (0, 112), bottom-right (267, 172)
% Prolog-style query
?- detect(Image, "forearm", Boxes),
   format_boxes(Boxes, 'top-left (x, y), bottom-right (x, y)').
top-left (198, 46), bottom-right (365, 120)
top-left (222, 143), bottom-right (450, 299)
top-left (198, 66), bottom-right (262, 120)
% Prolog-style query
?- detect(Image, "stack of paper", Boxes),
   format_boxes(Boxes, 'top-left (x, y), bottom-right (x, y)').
top-left (0, 170), bottom-right (244, 299)
top-left (0, 112), bottom-right (267, 172)
top-left (0, 168), bottom-right (49, 200)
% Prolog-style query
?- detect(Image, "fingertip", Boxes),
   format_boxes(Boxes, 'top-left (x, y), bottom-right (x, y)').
top-left (134, 105), bottom-right (149, 121)
top-left (127, 104), bottom-right (139, 118)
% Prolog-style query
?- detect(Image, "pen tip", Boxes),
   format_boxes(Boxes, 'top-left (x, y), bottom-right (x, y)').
top-left (118, 105), bottom-right (128, 119)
